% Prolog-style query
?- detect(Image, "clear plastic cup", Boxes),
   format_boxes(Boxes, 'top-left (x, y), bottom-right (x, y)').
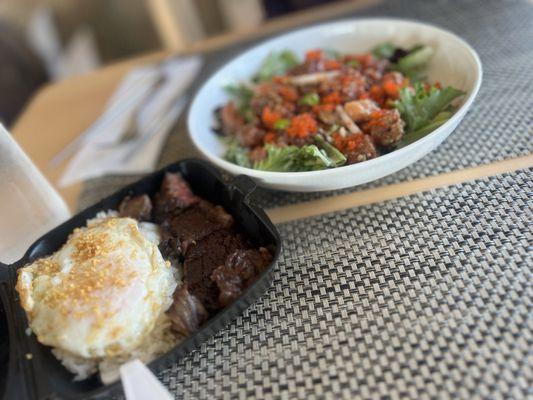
top-left (0, 125), bottom-right (71, 264)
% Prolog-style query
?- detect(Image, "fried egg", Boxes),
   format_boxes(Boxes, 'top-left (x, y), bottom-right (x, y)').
top-left (16, 216), bottom-right (177, 359)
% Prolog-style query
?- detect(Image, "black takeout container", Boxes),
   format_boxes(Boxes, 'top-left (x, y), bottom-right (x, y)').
top-left (0, 159), bottom-right (281, 400)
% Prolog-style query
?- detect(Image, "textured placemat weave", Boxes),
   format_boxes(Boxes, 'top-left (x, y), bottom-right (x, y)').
top-left (79, 0), bottom-right (533, 210)
top-left (156, 168), bottom-right (532, 400)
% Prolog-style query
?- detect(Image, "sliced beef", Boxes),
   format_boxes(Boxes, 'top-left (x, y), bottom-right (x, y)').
top-left (211, 248), bottom-right (273, 307)
top-left (166, 284), bottom-right (209, 336)
top-left (158, 237), bottom-right (182, 267)
top-left (118, 194), bottom-right (152, 221)
top-left (170, 200), bottom-right (234, 253)
top-left (183, 230), bottom-right (249, 311)
top-left (153, 173), bottom-right (200, 223)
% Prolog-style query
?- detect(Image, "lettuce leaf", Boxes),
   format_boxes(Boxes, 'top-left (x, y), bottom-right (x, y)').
top-left (372, 42), bottom-right (396, 59)
top-left (254, 144), bottom-right (336, 172)
top-left (254, 51), bottom-right (299, 82)
top-left (395, 83), bottom-right (465, 133)
top-left (223, 137), bottom-right (251, 168)
top-left (400, 111), bottom-right (453, 146)
top-left (393, 45), bottom-right (434, 81)
top-left (314, 135), bottom-right (346, 167)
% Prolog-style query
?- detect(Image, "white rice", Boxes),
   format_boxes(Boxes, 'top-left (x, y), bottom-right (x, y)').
top-left (98, 313), bottom-right (181, 384)
top-left (52, 313), bottom-right (181, 383)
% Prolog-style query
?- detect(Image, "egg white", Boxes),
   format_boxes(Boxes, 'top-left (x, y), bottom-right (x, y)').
top-left (16, 216), bottom-right (177, 359)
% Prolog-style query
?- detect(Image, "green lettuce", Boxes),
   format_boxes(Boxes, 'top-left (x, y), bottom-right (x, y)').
top-left (373, 42), bottom-right (435, 81)
top-left (254, 144), bottom-right (337, 172)
top-left (372, 42), bottom-right (396, 59)
top-left (400, 111), bottom-right (453, 146)
top-left (395, 83), bottom-right (464, 144)
top-left (390, 45), bottom-right (434, 81)
top-left (223, 138), bottom-right (251, 168)
top-left (314, 135), bottom-right (346, 167)
top-left (396, 83), bottom-right (465, 132)
top-left (254, 51), bottom-right (299, 82)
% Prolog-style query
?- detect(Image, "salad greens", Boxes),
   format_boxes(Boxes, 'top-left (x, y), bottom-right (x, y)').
top-left (254, 144), bottom-right (340, 172)
top-left (400, 111), bottom-right (453, 146)
top-left (223, 137), bottom-right (251, 168)
top-left (224, 135), bottom-right (346, 172)
top-left (373, 43), bottom-right (434, 81)
top-left (393, 45), bottom-right (434, 81)
top-left (372, 42), bottom-right (396, 59)
top-left (395, 83), bottom-right (464, 134)
top-left (273, 118), bottom-right (290, 129)
top-left (314, 135), bottom-right (346, 167)
top-left (254, 50), bottom-right (299, 82)
top-left (299, 92), bottom-right (320, 106)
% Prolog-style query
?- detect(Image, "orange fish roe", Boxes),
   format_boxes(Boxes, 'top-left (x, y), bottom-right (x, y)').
top-left (340, 75), bottom-right (354, 86)
top-left (331, 132), bottom-right (344, 150)
top-left (312, 104), bottom-right (335, 114)
top-left (261, 107), bottom-right (281, 129)
top-left (263, 131), bottom-right (277, 144)
top-left (331, 133), bottom-right (364, 153)
top-left (322, 92), bottom-right (342, 104)
top-left (369, 85), bottom-right (385, 106)
top-left (305, 49), bottom-right (323, 61)
top-left (287, 113), bottom-right (318, 138)
top-left (363, 110), bottom-right (388, 130)
top-left (324, 59), bottom-right (342, 70)
top-left (322, 91), bottom-right (342, 105)
top-left (278, 86), bottom-right (298, 102)
top-left (332, 132), bottom-right (365, 153)
top-left (382, 80), bottom-right (400, 97)
top-left (345, 134), bottom-right (364, 151)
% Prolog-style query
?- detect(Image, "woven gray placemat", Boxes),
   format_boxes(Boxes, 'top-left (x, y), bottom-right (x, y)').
top-left (156, 168), bottom-right (532, 400)
top-left (79, 0), bottom-right (533, 210)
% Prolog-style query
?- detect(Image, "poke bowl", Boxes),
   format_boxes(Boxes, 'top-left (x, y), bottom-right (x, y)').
top-left (188, 18), bottom-right (482, 191)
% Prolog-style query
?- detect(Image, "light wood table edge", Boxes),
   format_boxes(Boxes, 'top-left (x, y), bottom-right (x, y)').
top-left (266, 154), bottom-right (533, 224)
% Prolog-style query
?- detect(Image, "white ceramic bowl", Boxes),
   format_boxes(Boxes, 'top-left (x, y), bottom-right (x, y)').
top-left (188, 18), bottom-right (482, 192)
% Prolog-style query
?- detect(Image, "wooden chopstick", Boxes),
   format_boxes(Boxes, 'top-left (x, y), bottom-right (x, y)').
top-left (266, 153), bottom-right (533, 224)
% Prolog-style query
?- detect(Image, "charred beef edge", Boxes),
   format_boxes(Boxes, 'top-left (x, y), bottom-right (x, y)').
top-left (148, 172), bottom-right (273, 331)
